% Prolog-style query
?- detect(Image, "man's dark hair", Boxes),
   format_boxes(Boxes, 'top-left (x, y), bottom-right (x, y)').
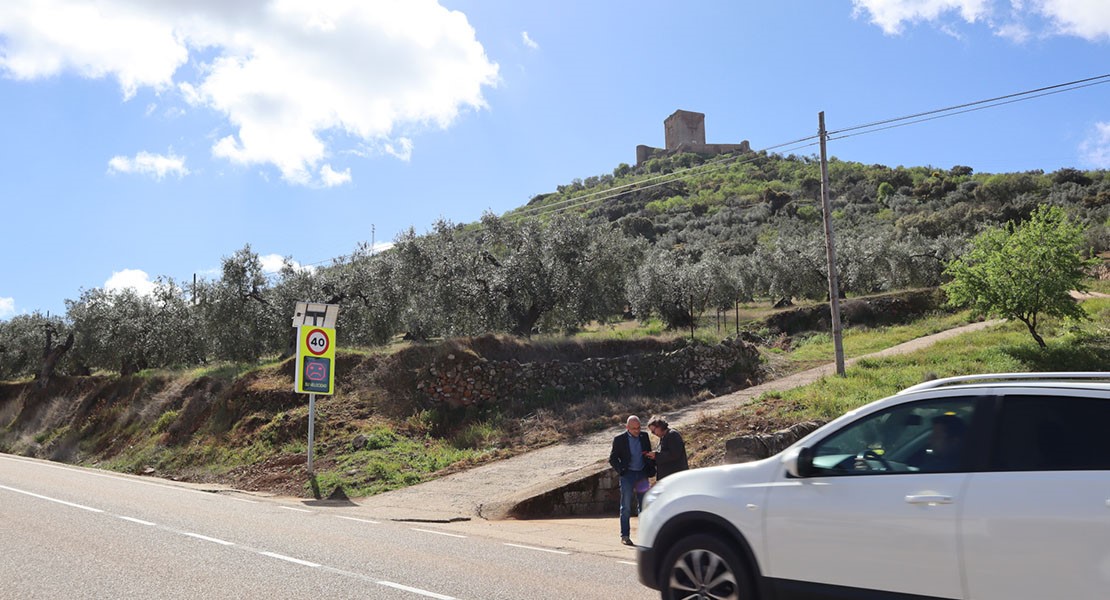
top-left (933, 414), bottom-right (965, 437)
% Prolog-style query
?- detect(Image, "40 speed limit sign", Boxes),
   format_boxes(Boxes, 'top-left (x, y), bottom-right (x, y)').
top-left (295, 326), bottom-right (335, 394)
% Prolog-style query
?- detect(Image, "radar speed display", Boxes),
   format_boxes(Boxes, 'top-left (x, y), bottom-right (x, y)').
top-left (295, 326), bottom-right (335, 394)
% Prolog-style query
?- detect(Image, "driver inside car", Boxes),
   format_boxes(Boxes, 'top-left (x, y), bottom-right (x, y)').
top-left (918, 413), bottom-right (966, 472)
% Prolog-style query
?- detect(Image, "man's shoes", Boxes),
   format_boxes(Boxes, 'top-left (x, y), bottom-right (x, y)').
top-left (620, 536), bottom-right (634, 546)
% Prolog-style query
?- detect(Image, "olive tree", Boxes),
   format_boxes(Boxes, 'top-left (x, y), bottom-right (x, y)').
top-left (477, 213), bottom-right (638, 335)
top-left (0, 312), bottom-right (70, 381)
top-left (199, 245), bottom-right (278, 362)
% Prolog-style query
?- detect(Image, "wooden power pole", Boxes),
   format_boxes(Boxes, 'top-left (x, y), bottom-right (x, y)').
top-left (818, 112), bottom-right (846, 376)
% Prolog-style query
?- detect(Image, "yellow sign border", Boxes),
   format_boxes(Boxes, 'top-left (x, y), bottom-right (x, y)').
top-left (295, 325), bottom-right (335, 394)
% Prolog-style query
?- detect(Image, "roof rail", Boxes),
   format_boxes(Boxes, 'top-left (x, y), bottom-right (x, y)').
top-left (899, 372), bottom-right (1110, 394)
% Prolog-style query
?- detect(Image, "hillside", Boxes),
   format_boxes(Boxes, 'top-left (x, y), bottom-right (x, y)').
top-left (0, 290), bottom-right (957, 498)
top-left (2, 152), bottom-right (1108, 383)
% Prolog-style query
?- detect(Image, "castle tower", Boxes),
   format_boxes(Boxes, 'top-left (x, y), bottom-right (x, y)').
top-left (664, 110), bottom-right (706, 150)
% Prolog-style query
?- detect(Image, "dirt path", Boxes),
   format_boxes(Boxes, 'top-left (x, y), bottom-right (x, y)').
top-left (351, 319), bottom-right (1003, 521)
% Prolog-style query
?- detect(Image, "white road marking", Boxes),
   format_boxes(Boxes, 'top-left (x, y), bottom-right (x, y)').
top-left (279, 506), bottom-right (313, 513)
top-left (336, 515), bottom-right (380, 525)
top-left (503, 542), bottom-right (571, 555)
top-left (260, 551), bottom-right (321, 568)
top-left (377, 580), bottom-right (457, 599)
top-left (0, 454), bottom-right (248, 502)
top-left (0, 483), bottom-right (103, 513)
top-left (180, 531), bottom-right (235, 546)
top-left (118, 515), bottom-right (156, 526)
top-left (617, 560), bottom-right (637, 566)
top-left (411, 528), bottom-right (467, 539)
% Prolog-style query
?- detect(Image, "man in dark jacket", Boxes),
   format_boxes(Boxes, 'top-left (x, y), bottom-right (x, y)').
top-left (609, 415), bottom-right (655, 546)
top-left (645, 416), bottom-right (689, 480)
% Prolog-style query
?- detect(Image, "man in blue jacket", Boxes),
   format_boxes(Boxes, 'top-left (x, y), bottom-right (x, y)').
top-left (609, 415), bottom-right (655, 546)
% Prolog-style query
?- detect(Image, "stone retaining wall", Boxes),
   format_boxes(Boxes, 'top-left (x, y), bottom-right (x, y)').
top-left (416, 338), bottom-right (760, 408)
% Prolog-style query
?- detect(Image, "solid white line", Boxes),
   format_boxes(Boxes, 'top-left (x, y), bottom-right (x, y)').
top-left (180, 531), bottom-right (235, 546)
top-left (118, 515), bottom-right (156, 526)
top-left (377, 581), bottom-right (456, 599)
top-left (0, 454), bottom-right (243, 501)
top-left (411, 528), bottom-right (467, 539)
top-left (617, 560), bottom-right (637, 566)
top-left (279, 506), bottom-right (313, 513)
top-left (260, 551), bottom-right (321, 568)
top-left (0, 483), bottom-right (103, 513)
top-left (336, 515), bottom-right (380, 525)
top-left (503, 543), bottom-right (571, 555)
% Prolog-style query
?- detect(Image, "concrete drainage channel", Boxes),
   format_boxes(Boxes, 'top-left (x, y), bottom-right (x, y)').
top-left (496, 421), bottom-right (823, 520)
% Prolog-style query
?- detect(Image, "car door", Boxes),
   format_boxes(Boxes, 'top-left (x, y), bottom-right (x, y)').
top-left (763, 395), bottom-right (981, 599)
top-left (961, 390), bottom-right (1110, 600)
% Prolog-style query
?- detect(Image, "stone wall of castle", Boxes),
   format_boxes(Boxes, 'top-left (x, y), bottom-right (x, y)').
top-left (636, 109), bottom-right (751, 166)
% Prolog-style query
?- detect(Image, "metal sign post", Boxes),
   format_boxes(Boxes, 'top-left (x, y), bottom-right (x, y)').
top-left (307, 393), bottom-right (316, 473)
top-left (292, 302), bottom-right (339, 476)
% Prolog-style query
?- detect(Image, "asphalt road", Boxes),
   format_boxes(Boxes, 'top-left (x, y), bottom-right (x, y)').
top-left (0, 454), bottom-right (654, 600)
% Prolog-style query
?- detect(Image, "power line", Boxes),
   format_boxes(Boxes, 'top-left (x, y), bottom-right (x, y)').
top-left (509, 133), bottom-right (820, 220)
top-left (287, 72), bottom-right (1110, 270)
top-left (830, 79), bottom-right (1110, 142)
top-left (536, 73), bottom-right (1110, 220)
top-left (828, 73), bottom-right (1110, 138)
top-left (509, 139), bottom-right (821, 221)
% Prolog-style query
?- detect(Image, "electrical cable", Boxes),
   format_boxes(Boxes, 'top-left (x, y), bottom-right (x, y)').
top-left (290, 73), bottom-right (1110, 270)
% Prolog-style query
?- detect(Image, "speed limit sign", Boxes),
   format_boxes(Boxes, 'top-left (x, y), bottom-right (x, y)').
top-left (295, 325), bottom-right (335, 394)
top-left (305, 328), bottom-right (330, 356)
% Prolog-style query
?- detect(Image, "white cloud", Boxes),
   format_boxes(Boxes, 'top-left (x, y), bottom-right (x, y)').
top-left (1079, 122), bottom-right (1110, 168)
top-left (104, 269), bottom-right (157, 296)
top-left (852, 0), bottom-right (991, 35)
top-left (107, 150), bottom-right (190, 180)
top-left (259, 254), bottom-right (315, 274)
top-left (1038, 0), bottom-right (1110, 40)
top-left (0, 1), bottom-right (500, 186)
top-left (384, 138), bottom-right (414, 162)
top-left (852, 0), bottom-right (1110, 40)
top-left (522, 31), bottom-right (539, 49)
top-left (320, 164), bottom-right (352, 187)
top-left (0, 297), bottom-right (15, 319)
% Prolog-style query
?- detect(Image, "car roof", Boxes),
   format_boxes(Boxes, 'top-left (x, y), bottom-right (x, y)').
top-left (898, 372), bottom-right (1110, 395)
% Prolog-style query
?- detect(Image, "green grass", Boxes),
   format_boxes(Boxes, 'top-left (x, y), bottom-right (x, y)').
top-left (786, 310), bottom-right (978, 362)
top-left (1087, 278), bottom-right (1110, 295)
top-left (758, 308), bottom-right (1110, 425)
top-left (310, 428), bottom-right (492, 497)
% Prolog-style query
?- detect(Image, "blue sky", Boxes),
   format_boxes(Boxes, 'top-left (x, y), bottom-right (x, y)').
top-left (2, 0), bottom-right (1109, 319)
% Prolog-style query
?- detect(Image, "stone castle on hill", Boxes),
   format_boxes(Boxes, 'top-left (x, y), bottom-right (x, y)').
top-left (636, 109), bottom-right (751, 166)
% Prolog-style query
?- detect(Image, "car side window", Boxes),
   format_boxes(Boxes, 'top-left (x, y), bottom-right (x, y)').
top-left (991, 394), bottom-right (1110, 471)
top-left (810, 397), bottom-right (977, 475)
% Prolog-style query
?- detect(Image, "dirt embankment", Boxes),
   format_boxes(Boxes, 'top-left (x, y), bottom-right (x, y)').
top-left (0, 289), bottom-right (948, 497)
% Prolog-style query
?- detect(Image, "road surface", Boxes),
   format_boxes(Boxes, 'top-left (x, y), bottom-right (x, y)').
top-left (0, 454), bottom-right (652, 600)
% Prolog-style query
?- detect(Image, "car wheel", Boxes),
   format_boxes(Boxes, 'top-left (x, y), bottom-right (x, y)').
top-left (660, 533), bottom-right (753, 600)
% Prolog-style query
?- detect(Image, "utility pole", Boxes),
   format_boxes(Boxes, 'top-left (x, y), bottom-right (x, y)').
top-left (818, 112), bottom-right (846, 376)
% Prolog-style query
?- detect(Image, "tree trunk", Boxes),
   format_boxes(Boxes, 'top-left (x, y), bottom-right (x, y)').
top-left (36, 330), bottom-right (74, 390)
top-left (1020, 317), bottom-right (1047, 348)
top-left (510, 304), bottom-right (544, 337)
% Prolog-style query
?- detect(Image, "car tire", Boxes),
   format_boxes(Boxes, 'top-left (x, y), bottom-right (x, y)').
top-left (659, 533), bottom-right (753, 600)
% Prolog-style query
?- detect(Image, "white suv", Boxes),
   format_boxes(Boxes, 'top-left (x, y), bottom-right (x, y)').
top-left (636, 372), bottom-right (1110, 600)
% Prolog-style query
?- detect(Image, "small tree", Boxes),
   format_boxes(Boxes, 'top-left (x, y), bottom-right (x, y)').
top-left (943, 205), bottom-right (1097, 348)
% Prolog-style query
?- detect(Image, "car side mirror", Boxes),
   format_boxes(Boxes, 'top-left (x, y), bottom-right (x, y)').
top-left (783, 446), bottom-right (816, 478)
